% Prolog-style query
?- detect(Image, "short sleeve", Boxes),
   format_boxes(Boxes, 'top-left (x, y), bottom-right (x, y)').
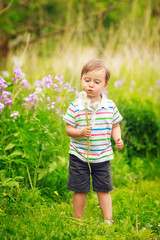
top-left (63, 102), bottom-right (76, 127)
top-left (112, 102), bottom-right (123, 125)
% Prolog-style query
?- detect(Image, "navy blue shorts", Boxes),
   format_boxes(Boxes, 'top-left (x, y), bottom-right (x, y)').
top-left (67, 154), bottom-right (113, 193)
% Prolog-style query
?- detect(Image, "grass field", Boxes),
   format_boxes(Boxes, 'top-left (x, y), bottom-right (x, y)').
top-left (0, 179), bottom-right (159, 240)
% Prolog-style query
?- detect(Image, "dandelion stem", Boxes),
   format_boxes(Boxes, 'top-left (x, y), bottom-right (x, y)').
top-left (85, 107), bottom-right (91, 173)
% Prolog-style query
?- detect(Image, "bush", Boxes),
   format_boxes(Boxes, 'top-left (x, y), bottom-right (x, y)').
top-left (119, 99), bottom-right (160, 160)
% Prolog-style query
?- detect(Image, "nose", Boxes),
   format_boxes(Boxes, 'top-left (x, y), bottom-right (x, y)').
top-left (89, 81), bottom-right (94, 87)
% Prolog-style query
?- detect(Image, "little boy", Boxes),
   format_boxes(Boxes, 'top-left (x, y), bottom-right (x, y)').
top-left (63, 59), bottom-right (124, 224)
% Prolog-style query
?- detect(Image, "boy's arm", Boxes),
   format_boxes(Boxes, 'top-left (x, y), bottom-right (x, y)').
top-left (111, 123), bottom-right (124, 150)
top-left (66, 124), bottom-right (92, 138)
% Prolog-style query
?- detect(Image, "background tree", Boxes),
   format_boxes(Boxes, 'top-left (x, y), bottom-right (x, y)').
top-left (0, 0), bottom-right (159, 68)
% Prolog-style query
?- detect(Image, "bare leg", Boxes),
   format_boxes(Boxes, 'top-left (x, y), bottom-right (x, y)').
top-left (96, 191), bottom-right (112, 220)
top-left (73, 192), bottom-right (87, 219)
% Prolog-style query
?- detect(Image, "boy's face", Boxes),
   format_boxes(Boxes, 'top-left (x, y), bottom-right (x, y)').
top-left (81, 68), bottom-right (108, 99)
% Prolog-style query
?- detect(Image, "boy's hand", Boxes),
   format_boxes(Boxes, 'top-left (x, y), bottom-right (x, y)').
top-left (116, 138), bottom-right (124, 150)
top-left (82, 126), bottom-right (92, 137)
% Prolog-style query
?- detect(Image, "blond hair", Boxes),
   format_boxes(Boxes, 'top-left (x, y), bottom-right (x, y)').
top-left (81, 59), bottom-right (110, 83)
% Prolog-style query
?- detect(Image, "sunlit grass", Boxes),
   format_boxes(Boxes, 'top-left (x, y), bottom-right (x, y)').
top-left (0, 180), bottom-right (159, 239)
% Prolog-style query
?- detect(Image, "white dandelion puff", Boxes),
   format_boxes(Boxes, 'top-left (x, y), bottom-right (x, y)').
top-left (79, 91), bottom-right (87, 99)
top-left (82, 98), bottom-right (91, 108)
top-left (93, 101), bottom-right (101, 109)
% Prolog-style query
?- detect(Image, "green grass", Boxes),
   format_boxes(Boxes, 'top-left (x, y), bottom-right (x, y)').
top-left (0, 180), bottom-right (159, 240)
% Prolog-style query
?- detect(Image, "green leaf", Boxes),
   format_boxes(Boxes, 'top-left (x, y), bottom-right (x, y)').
top-left (10, 151), bottom-right (23, 157)
top-left (5, 143), bottom-right (15, 151)
top-left (38, 170), bottom-right (48, 180)
top-left (14, 132), bottom-right (19, 137)
top-left (49, 162), bottom-right (57, 172)
top-left (15, 176), bottom-right (24, 181)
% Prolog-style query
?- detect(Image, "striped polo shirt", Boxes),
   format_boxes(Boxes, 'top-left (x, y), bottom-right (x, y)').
top-left (63, 93), bottom-right (123, 163)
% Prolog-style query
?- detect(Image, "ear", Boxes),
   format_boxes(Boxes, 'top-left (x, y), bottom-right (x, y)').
top-left (104, 82), bottom-right (109, 88)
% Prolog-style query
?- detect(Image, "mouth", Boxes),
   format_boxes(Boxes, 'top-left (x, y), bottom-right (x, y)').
top-left (88, 89), bottom-right (93, 92)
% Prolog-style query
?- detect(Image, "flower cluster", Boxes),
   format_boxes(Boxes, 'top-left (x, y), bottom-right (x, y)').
top-left (10, 111), bottom-right (20, 119)
top-left (1, 65), bottom-right (78, 119)
top-left (12, 67), bottom-right (30, 88)
top-left (22, 73), bottom-right (77, 115)
top-left (0, 77), bottom-right (12, 114)
top-left (22, 93), bottom-right (38, 110)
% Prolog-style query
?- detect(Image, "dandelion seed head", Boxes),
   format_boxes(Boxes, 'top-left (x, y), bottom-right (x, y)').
top-left (93, 101), bottom-right (101, 109)
top-left (79, 91), bottom-right (87, 99)
top-left (83, 98), bottom-right (91, 108)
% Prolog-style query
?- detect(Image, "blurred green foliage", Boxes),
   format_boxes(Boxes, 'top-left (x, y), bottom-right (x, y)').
top-left (119, 99), bottom-right (160, 159)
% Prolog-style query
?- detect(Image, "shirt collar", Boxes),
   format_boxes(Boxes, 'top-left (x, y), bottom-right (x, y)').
top-left (78, 92), bottom-right (108, 111)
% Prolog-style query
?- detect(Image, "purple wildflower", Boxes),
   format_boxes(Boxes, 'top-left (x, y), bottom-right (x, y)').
top-left (34, 87), bottom-right (43, 95)
top-left (47, 104), bottom-right (50, 110)
top-left (64, 82), bottom-right (70, 87)
top-left (28, 93), bottom-right (37, 102)
top-left (47, 96), bottom-right (51, 102)
top-left (47, 101), bottom-right (55, 110)
top-left (56, 97), bottom-right (62, 103)
top-left (10, 111), bottom-right (20, 119)
top-left (13, 67), bottom-right (22, 81)
top-left (0, 78), bottom-right (8, 90)
top-left (12, 78), bottom-right (17, 82)
top-left (114, 78), bottom-right (125, 87)
top-left (21, 79), bottom-right (30, 88)
top-left (2, 91), bottom-right (12, 98)
top-left (34, 80), bottom-right (43, 87)
top-left (55, 109), bottom-right (60, 114)
top-left (51, 102), bottom-right (55, 109)
top-left (5, 98), bottom-right (12, 107)
top-left (42, 75), bottom-right (53, 88)
top-left (0, 102), bottom-right (4, 114)
top-left (157, 80), bottom-right (160, 89)
top-left (55, 75), bottom-right (61, 81)
top-left (22, 102), bottom-right (27, 106)
top-left (22, 93), bottom-right (37, 109)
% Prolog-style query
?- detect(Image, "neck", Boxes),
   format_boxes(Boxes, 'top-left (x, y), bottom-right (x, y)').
top-left (89, 94), bottom-right (102, 105)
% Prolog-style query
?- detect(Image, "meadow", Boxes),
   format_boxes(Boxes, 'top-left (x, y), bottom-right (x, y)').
top-left (0, 2), bottom-right (160, 238)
